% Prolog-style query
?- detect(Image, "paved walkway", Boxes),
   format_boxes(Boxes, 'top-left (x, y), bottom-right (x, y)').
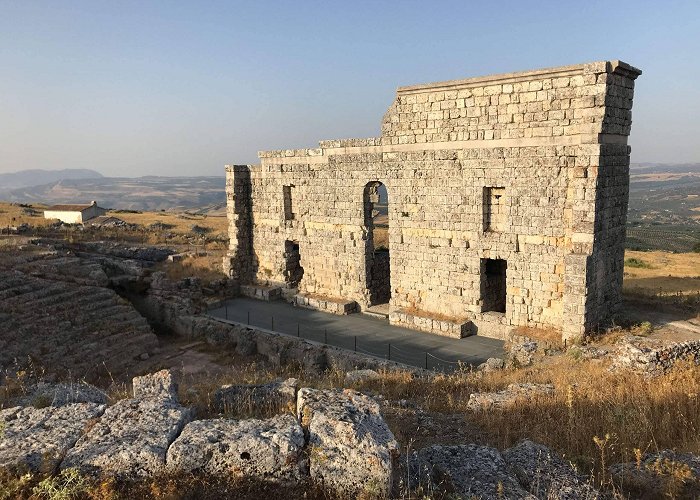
top-left (208, 298), bottom-right (504, 372)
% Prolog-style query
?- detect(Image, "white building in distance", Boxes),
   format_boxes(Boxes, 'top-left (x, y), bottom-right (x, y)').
top-left (44, 201), bottom-right (106, 224)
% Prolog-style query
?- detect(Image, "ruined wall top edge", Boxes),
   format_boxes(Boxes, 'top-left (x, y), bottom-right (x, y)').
top-left (396, 60), bottom-right (640, 95)
top-left (254, 59), bottom-right (641, 160)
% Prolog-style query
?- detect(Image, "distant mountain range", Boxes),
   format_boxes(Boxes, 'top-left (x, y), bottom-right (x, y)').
top-left (631, 162), bottom-right (700, 173)
top-left (0, 168), bottom-right (103, 190)
top-left (1, 175), bottom-right (226, 212)
top-left (0, 168), bottom-right (225, 212)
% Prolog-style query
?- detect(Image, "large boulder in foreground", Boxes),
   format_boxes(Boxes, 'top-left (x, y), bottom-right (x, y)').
top-left (297, 388), bottom-right (398, 498)
top-left (0, 403), bottom-right (105, 473)
top-left (408, 444), bottom-right (535, 500)
top-left (61, 370), bottom-right (191, 477)
top-left (167, 414), bottom-right (306, 481)
top-left (503, 440), bottom-right (600, 499)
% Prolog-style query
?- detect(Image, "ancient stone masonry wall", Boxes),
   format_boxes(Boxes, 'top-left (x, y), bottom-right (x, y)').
top-left (225, 61), bottom-right (641, 341)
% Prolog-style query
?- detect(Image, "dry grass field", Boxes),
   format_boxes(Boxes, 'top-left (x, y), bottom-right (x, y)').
top-left (109, 210), bottom-right (228, 236)
top-left (624, 250), bottom-right (700, 297)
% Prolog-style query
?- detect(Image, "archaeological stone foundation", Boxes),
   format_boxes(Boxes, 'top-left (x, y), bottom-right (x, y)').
top-left (224, 60), bottom-right (642, 341)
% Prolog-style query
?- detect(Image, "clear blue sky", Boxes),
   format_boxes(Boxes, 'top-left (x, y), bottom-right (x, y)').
top-left (1, 0), bottom-right (698, 177)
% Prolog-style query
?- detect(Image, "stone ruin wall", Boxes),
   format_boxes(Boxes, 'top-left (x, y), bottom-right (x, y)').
top-left (225, 61), bottom-right (641, 340)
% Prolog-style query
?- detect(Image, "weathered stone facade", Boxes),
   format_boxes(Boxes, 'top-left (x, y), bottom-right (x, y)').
top-left (224, 61), bottom-right (641, 341)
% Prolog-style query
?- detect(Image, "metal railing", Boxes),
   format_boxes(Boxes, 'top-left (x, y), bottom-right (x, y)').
top-left (213, 304), bottom-right (485, 373)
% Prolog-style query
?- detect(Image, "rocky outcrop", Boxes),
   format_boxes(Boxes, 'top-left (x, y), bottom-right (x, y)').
top-left (503, 440), bottom-right (600, 499)
top-left (467, 383), bottom-right (555, 411)
top-left (297, 388), bottom-right (399, 498)
top-left (0, 403), bottom-right (105, 473)
top-left (167, 414), bottom-right (306, 481)
top-left (609, 450), bottom-right (700, 499)
top-left (214, 378), bottom-right (298, 415)
top-left (61, 372), bottom-right (192, 477)
top-left (0, 370), bottom-right (400, 496)
top-left (409, 444), bottom-right (535, 499)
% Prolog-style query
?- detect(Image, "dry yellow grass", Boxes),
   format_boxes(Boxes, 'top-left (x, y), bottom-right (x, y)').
top-left (0, 202), bottom-right (53, 228)
top-left (107, 210), bottom-right (228, 236)
top-left (624, 250), bottom-right (700, 297)
top-left (0, 202), bottom-right (228, 236)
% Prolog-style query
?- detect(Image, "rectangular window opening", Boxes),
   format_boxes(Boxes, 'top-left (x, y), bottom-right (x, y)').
top-left (283, 185), bottom-right (295, 221)
top-left (484, 187), bottom-right (506, 232)
top-left (481, 258), bottom-right (507, 313)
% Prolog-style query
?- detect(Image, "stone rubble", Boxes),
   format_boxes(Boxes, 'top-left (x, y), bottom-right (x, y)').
top-left (467, 383), bottom-right (555, 411)
top-left (297, 387), bottom-right (399, 498)
top-left (503, 440), bottom-right (600, 499)
top-left (167, 414), bottom-right (307, 481)
top-left (609, 450), bottom-right (700, 498)
top-left (610, 336), bottom-right (700, 375)
top-left (408, 443), bottom-right (536, 499)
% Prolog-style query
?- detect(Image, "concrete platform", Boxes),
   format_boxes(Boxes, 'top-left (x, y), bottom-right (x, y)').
top-left (210, 297), bottom-right (504, 371)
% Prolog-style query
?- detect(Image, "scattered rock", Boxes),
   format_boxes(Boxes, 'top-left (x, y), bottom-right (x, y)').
top-left (0, 403), bottom-right (105, 473)
top-left (132, 369), bottom-right (178, 400)
top-left (508, 338), bottom-right (539, 366)
top-left (609, 450), bottom-right (700, 499)
top-left (467, 383), bottom-right (554, 411)
top-left (167, 414), bottom-right (307, 481)
top-left (477, 357), bottom-right (506, 372)
top-left (503, 440), bottom-right (600, 499)
top-left (344, 369), bottom-right (380, 384)
top-left (408, 444), bottom-right (535, 499)
top-left (214, 378), bottom-right (298, 415)
top-left (297, 388), bottom-right (398, 498)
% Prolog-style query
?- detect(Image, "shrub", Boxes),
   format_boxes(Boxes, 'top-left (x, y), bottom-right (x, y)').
top-left (625, 257), bottom-right (653, 269)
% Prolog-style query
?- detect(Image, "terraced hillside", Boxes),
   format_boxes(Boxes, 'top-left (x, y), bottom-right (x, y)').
top-left (0, 247), bottom-right (159, 382)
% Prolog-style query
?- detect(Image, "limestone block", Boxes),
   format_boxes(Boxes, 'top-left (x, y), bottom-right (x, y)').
top-left (132, 369), bottom-right (178, 400)
top-left (296, 388), bottom-right (398, 497)
top-left (166, 414), bottom-right (307, 481)
top-left (0, 403), bottom-right (105, 473)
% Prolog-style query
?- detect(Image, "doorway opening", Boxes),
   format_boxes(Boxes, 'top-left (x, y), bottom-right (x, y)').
top-left (283, 240), bottom-right (304, 288)
top-left (481, 258), bottom-right (507, 313)
top-left (364, 181), bottom-right (390, 307)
